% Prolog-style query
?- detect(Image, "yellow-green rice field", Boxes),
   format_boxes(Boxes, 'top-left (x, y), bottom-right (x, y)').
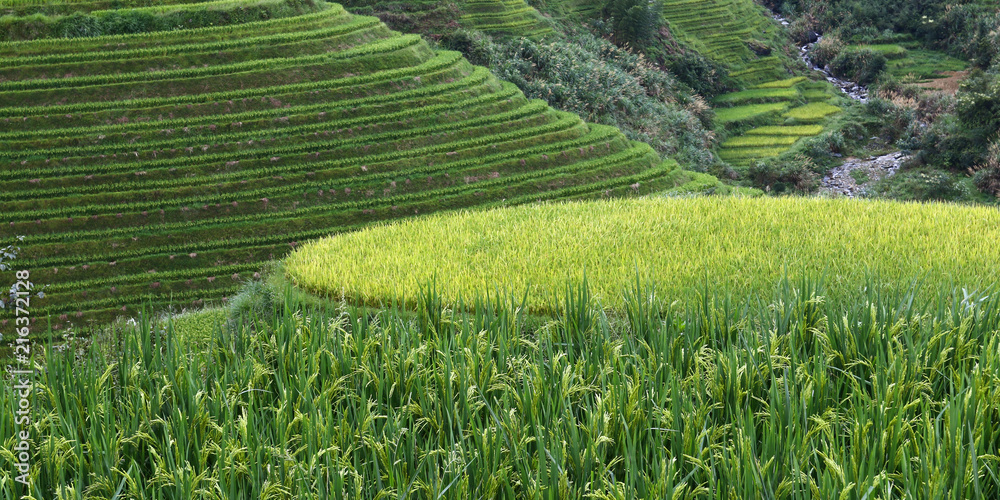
top-left (285, 197), bottom-right (1000, 310)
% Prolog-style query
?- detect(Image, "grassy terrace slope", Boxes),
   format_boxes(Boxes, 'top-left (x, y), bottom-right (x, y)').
top-left (661, 0), bottom-right (784, 84)
top-left (286, 197), bottom-right (1000, 310)
top-left (0, 0), bottom-right (673, 336)
top-left (657, 0), bottom-right (844, 168)
top-left (461, 0), bottom-right (553, 38)
top-left (715, 79), bottom-right (842, 167)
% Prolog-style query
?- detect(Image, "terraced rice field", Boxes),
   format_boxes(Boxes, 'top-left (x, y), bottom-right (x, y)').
top-left (462, 0), bottom-right (553, 38)
top-left (0, 0), bottom-right (670, 340)
top-left (660, 0), bottom-right (784, 84)
top-left (658, 0), bottom-right (843, 168)
top-left (715, 79), bottom-right (838, 166)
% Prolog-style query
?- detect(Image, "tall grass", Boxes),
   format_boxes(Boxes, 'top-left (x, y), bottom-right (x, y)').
top-left (2, 277), bottom-right (999, 498)
top-left (285, 197), bottom-right (1000, 312)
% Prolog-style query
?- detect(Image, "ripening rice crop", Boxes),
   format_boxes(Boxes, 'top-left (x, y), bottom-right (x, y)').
top-left (720, 134), bottom-right (798, 148)
top-left (783, 102), bottom-right (842, 120)
top-left (753, 76), bottom-right (807, 88)
top-left (712, 87), bottom-right (798, 104)
top-left (8, 277), bottom-right (1000, 498)
top-left (744, 125), bottom-right (824, 136)
top-left (717, 146), bottom-right (790, 161)
top-left (285, 197), bottom-right (1000, 311)
top-left (714, 102), bottom-right (787, 123)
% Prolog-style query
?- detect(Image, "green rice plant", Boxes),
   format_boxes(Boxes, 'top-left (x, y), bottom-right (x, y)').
top-left (285, 197), bottom-right (1000, 311)
top-left (717, 145), bottom-right (790, 159)
top-left (712, 87), bottom-right (798, 104)
top-left (884, 48), bottom-right (968, 81)
top-left (853, 43), bottom-right (909, 59)
top-left (753, 76), bottom-right (808, 88)
top-left (0, 76), bottom-right (522, 156)
top-left (2, 18), bottom-right (389, 79)
top-left (17, 123), bottom-right (618, 252)
top-left (0, 34), bottom-right (427, 93)
top-left (744, 125), bottom-right (824, 136)
top-left (0, 65), bottom-right (491, 148)
top-left (720, 134), bottom-right (799, 148)
top-left (0, 50), bottom-right (467, 119)
top-left (0, 4), bottom-right (679, 332)
top-left (782, 102), bottom-right (842, 121)
top-left (4, 273), bottom-right (999, 497)
top-left (714, 102), bottom-right (787, 123)
top-left (0, 0), bottom-right (317, 42)
top-left (0, 5), bottom-right (347, 57)
top-left (801, 89), bottom-right (833, 100)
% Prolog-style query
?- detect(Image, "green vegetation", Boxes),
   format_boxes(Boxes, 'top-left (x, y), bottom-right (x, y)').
top-left (603, 0), bottom-right (660, 48)
top-left (0, 0), bottom-right (687, 340)
top-left (773, 0), bottom-right (999, 68)
top-left (783, 102), bottom-right (843, 121)
top-left (713, 78), bottom-right (842, 168)
top-left (745, 124), bottom-right (824, 136)
top-left (0, 0), bottom-right (319, 41)
top-left (3, 0), bottom-right (1000, 495)
top-left (850, 168), bottom-right (870, 184)
top-left (754, 76), bottom-right (807, 88)
top-left (451, 30), bottom-right (719, 168)
top-left (829, 46), bottom-right (888, 85)
top-left (720, 134), bottom-right (798, 147)
top-left (714, 102), bottom-right (787, 123)
top-left (286, 197), bottom-right (1000, 310)
top-left (854, 43), bottom-right (908, 59)
top-left (460, 0), bottom-right (553, 38)
top-left (5, 273), bottom-right (1000, 497)
top-left (660, 0), bottom-right (786, 84)
top-left (883, 47), bottom-right (967, 81)
top-left (711, 87), bottom-right (798, 104)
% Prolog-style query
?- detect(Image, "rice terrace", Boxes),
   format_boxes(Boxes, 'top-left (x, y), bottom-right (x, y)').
top-left (1, 0), bottom-right (999, 497)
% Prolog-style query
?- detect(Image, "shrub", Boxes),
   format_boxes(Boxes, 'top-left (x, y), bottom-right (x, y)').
top-left (829, 47), bottom-right (887, 85)
top-left (661, 49), bottom-right (733, 98)
top-left (956, 70), bottom-right (1000, 133)
top-left (870, 168), bottom-right (972, 202)
top-left (810, 35), bottom-right (843, 68)
top-left (746, 154), bottom-right (819, 193)
top-left (450, 30), bottom-right (718, 169)
top-left (603, 0), bottom-right (660, 49)
top-left (972, 139), bottom-right (1000, 197)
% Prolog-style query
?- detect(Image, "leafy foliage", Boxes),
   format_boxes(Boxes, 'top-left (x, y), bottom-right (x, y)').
top-left (453, 30), bottom-right (719, 168)
top-left (6, 275), bottom-right (1000, 497)
top-left (829, 47), bottom-right (888, 85)
top-left (602, 0), bottom-right (660, 48)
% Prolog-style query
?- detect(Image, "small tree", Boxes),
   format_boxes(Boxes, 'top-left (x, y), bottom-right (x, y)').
top-left (604, 0), bottom-right (660, 48)
top-left (973, 139), bottom-right (1000, 197)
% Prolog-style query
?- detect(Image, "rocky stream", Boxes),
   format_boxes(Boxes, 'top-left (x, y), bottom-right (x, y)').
top-left (772, 14), bottom-right (903, 197)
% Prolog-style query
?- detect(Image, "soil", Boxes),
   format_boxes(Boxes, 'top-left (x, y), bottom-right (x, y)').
top-left (914, 71), bottom-right (968, 95)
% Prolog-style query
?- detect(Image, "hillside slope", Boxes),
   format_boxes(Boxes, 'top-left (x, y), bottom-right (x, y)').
top-left (0, 0), bottom-right (686, 334)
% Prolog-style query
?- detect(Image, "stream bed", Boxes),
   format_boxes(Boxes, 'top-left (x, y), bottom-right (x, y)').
top-left (771, 14), bottom-right (895, 197)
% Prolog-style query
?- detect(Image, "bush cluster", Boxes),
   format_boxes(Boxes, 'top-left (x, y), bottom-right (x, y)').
top-left (746, 154), bottom-right (819, 193)
top-left (602, 0), bottom-right (660, 49)
top-left (828, 47), bottom-right (887, 86)
top-left (449, 30), bottom-right (719, 169)
top-left (775, 0), bottom-right (1000, 70)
